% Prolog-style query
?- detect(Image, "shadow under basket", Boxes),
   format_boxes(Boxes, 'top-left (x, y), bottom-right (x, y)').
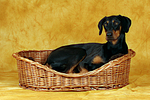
top-left (12, 49), bottom-right (135, 92)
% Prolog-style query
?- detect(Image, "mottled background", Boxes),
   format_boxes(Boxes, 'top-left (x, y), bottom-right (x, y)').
top-left (0, 0), bottom-right (150, 99)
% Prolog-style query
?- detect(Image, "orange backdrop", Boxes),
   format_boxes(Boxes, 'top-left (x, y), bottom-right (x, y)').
top-left (0, 0), bottom-right (150, 99)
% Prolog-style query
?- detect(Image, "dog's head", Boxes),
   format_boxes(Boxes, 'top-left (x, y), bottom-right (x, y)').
top-left (98, 15), bottom-right (131, 44)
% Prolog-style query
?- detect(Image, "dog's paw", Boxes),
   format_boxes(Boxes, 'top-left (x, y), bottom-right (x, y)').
top-left (109, 53), bottom-right (124, 61)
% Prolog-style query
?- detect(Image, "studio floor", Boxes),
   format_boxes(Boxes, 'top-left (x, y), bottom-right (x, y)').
top-left (0, 71), bottom-right (150, 100)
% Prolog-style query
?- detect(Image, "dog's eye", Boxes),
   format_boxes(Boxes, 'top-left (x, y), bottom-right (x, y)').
top-left (104, 23), bottom-right (107, 26)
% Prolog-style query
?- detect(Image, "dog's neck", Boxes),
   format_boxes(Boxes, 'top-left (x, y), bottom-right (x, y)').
top-left (105, 32), bottom-right (128, 55)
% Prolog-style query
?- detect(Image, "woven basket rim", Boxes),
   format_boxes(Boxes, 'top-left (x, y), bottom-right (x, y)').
top-left (12, 49), bottom-right (135, 78)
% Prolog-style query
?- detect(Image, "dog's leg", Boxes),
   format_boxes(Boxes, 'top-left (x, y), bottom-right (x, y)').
top-left (46, 47), bottom-right (87, 73)
top-left (78, 67), bottom-right (88, 74)
top-left (109, 53), bottom-right (124, 61)
top-left (67, 55), bottom-right (86, 74)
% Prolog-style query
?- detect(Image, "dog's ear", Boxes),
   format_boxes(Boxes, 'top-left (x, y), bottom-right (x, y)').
top-left (118, 15), bottom-right (131, 33)
top-left (98, 17), bottom-right (106, 35)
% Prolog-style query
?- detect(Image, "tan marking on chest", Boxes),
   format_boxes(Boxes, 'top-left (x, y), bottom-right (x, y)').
top-left (92, 55), bottom-right (104, 64)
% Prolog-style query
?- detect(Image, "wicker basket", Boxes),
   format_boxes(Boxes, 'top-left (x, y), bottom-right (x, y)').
top-left (12, 49), bottom-right (135, 92)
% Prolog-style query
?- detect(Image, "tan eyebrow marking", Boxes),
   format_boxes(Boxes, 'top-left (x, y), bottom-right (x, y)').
top-left (107, 21), bottom-right (109, 23)
top-left (112, 20), bottom-right (115, 23)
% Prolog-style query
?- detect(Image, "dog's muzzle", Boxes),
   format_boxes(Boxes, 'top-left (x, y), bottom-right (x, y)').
top-left (106, 31), bottom-right (117, 41)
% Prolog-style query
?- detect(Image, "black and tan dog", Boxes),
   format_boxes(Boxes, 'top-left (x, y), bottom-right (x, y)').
top-left (45, 15), bottom-right (131, 73)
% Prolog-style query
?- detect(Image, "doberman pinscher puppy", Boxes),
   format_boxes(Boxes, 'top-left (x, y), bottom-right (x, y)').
top-left (45, 15), bottom-right (131, 73)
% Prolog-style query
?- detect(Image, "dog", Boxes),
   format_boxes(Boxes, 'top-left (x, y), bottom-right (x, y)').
top-left (45, 15), bottom-right (131, 74)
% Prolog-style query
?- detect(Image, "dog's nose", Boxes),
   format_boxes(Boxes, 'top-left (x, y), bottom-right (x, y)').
top-left (107, 32), bottom-right (112, 36)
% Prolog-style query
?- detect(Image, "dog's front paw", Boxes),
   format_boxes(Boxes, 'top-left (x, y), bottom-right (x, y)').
top-left (109, 53), bottom-right (124, 61)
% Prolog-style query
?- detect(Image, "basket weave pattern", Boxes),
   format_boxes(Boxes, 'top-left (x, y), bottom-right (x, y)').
top-left (12, 49), bottom-right (135, 92)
